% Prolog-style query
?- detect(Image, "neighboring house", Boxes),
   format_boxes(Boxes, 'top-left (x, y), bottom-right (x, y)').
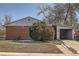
top-left (5, 16), bottom-right (40, 40)
top-left (73, 23), bottom-right (79, 39)
top-left (0, 25), bottom-right (5, 39)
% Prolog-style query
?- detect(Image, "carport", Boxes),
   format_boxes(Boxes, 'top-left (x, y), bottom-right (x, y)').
top-left (56, 26), bottom-right (74, 40)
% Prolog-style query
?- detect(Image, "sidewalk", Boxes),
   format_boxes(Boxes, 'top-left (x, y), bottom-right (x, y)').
top-left (0, 52), bottom-right (64, 56)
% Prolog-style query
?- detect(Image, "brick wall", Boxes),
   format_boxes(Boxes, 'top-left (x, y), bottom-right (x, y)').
top-left (75, 31), bottom-right (79, 35)
top-left (6, 26), bottom-right (30, 40)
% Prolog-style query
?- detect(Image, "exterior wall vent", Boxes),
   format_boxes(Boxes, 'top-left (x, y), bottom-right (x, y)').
top-left (28, 19), bottom-right (30, 21)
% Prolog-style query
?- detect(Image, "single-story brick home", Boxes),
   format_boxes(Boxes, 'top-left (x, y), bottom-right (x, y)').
top-left (5, 16), bottom-right (75, 40)
top-left (5, 16), bottom-right (40, 40)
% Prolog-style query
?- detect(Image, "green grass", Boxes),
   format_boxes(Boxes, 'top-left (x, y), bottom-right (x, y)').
top-left (0, 40), bottom-right (62, 53)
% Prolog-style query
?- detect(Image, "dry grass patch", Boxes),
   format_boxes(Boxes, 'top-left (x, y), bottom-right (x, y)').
top-left (0, 40), bottom-right (62, 53)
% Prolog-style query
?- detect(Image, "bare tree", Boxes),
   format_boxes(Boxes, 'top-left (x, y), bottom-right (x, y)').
top-left (4, 15), bottom-right (12, 25)
top-left (63, 3), bottom-right (79, 26)
top-left (38, 4), bottom-right (65, 24)
top-left (38, 3), bottom-right (79, 27)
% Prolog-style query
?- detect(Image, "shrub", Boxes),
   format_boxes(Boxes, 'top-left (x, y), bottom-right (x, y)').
top-left (30, 21), bottom-right (55, 42)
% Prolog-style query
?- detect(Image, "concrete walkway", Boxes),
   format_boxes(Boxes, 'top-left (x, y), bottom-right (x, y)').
top-left (63, 40), bottom-right (79, 54)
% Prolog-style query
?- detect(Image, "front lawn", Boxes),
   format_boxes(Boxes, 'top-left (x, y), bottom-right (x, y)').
top-left (0, 40), bottom-right (62, 53)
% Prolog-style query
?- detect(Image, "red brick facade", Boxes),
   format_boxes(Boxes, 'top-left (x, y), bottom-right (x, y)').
top-left (6, 26), bottom-right (30, 40)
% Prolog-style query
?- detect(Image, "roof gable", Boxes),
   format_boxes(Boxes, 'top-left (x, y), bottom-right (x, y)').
top-left (5, 16), bottom-right (40, 26)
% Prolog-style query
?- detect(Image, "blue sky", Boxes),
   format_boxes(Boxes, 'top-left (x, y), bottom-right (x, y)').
top-left (0, 3), bottom-right (44, 22)
top-left (0, 3), bottom-right (79, 24)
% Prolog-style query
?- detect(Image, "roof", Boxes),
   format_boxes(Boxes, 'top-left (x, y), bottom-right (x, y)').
top-left (5, 16), bottom-right (40, 26)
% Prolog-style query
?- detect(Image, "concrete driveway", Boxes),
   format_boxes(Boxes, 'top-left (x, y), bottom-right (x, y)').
top-left (63, 40), bottom-right (79, 54)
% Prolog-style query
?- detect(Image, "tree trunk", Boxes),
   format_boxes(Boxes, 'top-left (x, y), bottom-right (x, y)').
top-left (64, 4), bottom-right (70, 24)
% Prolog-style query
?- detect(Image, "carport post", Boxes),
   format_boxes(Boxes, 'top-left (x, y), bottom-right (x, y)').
top-left (57, 26), bottom-right (60, 40)
top-left (72, 29), bottom-right (75, 40)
